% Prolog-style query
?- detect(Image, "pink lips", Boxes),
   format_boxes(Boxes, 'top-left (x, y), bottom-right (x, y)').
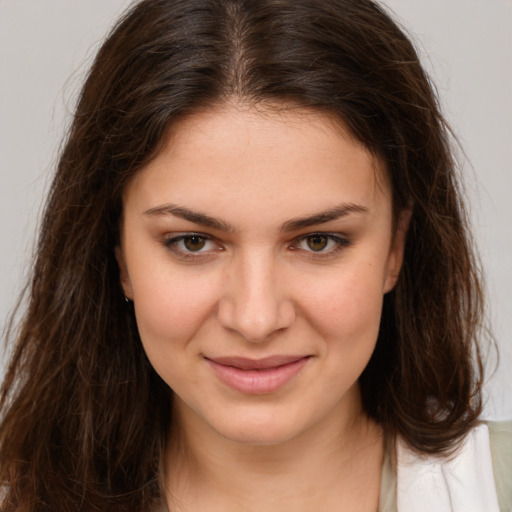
top-left (205, 355), bottom-right (310, 394)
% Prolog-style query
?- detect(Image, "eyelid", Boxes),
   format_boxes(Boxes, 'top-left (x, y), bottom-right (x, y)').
top-left (163, 232), bottom-right (222, 259)
top-left (292, 232), bottom-right (350, 255)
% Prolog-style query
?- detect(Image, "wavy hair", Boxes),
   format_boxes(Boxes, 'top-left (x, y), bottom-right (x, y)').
top-left (0, 0), bottom-right (487, 509)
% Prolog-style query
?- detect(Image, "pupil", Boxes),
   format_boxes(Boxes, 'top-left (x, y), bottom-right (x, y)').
top-left (308, 235), bottom-right (328, 251)
top-left (185, 236), bottom-right (205, 251)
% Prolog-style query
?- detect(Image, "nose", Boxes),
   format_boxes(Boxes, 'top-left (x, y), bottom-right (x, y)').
top-left (217, 250), bottom-right (295, 343)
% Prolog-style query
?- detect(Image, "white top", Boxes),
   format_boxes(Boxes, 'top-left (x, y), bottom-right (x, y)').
top-left (396, 423), bottom-right (500, 512)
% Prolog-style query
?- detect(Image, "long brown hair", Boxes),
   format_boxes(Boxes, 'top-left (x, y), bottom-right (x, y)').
top-left (0, 0), bottom-right (488, 510)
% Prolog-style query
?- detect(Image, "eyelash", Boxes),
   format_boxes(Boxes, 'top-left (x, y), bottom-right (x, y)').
top-left (162, 232), bottom-right (350, 260)
top-left (163, 233), bottom-right (221, 260)
top-left (293, 232), bottom-right (350, 256)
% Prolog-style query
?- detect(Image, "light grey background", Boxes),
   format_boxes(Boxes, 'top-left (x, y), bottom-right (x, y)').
top-left (1, 0), bottom-right (511, 419)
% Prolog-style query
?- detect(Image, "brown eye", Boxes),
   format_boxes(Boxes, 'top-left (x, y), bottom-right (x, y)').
top-left (184, 235), bottom-right (207, 251)
top-left (306, 235), bottom-right (329, 252)
top-left (164, 233), bottom-right (220, 258)
top-left (294, 233), bottom-right (349, 255)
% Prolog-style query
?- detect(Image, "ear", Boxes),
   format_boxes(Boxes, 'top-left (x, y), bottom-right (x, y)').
top-left (115, 245), bottom-right (134, 300)
top-left (383, 208), bottom-right (412, 293)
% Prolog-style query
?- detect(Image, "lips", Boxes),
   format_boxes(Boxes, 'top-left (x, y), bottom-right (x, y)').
top-left (205, 355), bottom-right (311, 394)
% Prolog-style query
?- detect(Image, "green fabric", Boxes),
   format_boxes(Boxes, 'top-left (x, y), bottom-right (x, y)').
top-left (378, 444), bottom-right (397, 512)
top-left (378, 420), bottom-right (512, 512)
top-left (489, 420), bottom-right (512, 512)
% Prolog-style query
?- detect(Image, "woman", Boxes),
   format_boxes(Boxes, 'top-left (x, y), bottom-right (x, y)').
top-left (0, 0), bottom-right (510, 510)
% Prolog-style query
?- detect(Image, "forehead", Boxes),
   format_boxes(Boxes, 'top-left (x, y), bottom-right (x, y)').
top-left (123, 103), bottom-right (391, 223)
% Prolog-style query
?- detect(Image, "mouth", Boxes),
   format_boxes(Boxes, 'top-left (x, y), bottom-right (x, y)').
top-left (204, 355), bottom-right (311, 394)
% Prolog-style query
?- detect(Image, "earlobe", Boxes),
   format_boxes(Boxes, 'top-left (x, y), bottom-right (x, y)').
top-left (115, 246), bottom-right (134, 300)
top-left (383, 208), bottom-right (412, 293)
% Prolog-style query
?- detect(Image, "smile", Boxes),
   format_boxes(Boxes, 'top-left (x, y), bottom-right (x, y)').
top-left (205, 355), bottom-right (311, 394)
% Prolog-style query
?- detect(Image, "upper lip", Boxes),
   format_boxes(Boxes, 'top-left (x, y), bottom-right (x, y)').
top-left (205, 355), bottom-right (309, 370)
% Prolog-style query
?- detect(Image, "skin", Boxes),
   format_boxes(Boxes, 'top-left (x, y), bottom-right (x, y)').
top-left (116, 102), bottom-right (409, 511)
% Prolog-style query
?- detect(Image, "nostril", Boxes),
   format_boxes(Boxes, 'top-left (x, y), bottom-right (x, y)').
top-left (217, 295), bottom-right (295, 343)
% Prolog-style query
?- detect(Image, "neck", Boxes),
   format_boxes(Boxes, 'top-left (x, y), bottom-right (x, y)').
top-left (163, 387), bottom-right (384, 512)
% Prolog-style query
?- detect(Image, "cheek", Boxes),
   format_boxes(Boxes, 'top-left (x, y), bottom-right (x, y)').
top-left (300, 264), bottom-right (385, 345)
top-left (131, 272), bottom-right (222, 391)
top-left (129, 262), bottom-right (222, 357)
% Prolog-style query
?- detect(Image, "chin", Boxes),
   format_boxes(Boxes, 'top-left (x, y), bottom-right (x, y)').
top-left (220, 426), bottom-right (301, 446)
top-left (211, 409), bottom-right (309, 446)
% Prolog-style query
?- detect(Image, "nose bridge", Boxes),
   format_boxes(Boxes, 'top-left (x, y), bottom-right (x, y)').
top-left (218, 246), bottom-right (294, 342)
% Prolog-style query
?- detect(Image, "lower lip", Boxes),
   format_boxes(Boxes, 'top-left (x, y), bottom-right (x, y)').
top-left (206, 357), bottom-right (310, 394)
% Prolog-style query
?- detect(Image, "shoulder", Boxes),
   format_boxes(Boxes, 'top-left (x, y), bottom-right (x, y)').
top-left (488, 420), bottom-right (512, 512)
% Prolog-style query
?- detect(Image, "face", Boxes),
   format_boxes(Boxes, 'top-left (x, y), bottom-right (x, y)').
top-left (117, 103), bottom-right (408, 446)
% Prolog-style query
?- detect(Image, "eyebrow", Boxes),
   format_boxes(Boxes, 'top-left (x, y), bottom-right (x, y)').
top-left (280, 203), bottom-right (368, 232)
top-left (144, 204), bottom-right (234, 232)
top-left (143, 202), bottom-right (368, 233)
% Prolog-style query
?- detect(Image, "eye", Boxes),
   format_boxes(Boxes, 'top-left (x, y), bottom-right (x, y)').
top-left (293, 233), bottom-right (349, 254)
top-left (163, 233), bottom-right (220, 258)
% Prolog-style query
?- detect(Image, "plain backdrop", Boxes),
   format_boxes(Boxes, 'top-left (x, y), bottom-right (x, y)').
top-left (1, 0), bottom-right (511, 419)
